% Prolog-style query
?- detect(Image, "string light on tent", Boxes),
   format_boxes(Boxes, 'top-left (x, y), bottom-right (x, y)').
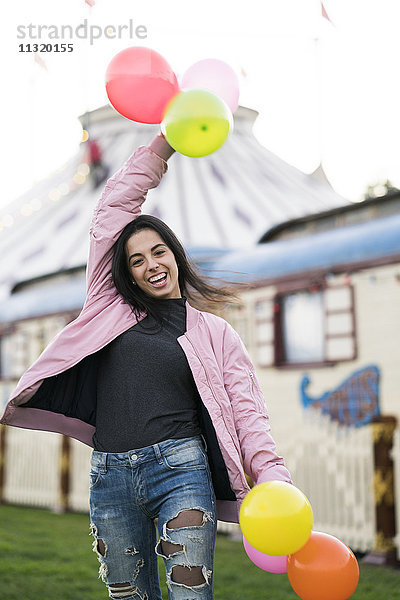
top-left (73, 172), bottom-right (86, 185)
top-left (77, 163), bottom-right (90, 177)
top-left (58, 183), bottom-right (70, 196)
top-left (49, 189), bottom-right (61, 202)
top-left (0, 158), bottom-right (93, 232)
top-left (21, 204), bottom-right (33, 217)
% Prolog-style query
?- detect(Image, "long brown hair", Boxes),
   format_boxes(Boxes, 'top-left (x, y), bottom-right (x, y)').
top-left (111, 215), bottom-right (245, 321)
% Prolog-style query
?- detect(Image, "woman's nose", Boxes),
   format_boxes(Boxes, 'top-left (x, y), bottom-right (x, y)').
top-left (148, 257), bottom-right (160, 270)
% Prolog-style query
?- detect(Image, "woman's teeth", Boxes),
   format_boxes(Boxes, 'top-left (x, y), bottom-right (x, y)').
top-left (149, 273), bottom-right (168, 286)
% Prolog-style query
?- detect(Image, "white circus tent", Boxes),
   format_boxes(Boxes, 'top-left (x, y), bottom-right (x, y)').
top-left (0, 104), bottom-right (348, 320)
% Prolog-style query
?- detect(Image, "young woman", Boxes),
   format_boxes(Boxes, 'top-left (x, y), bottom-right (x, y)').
top-left (1, 132), bottom-right (291, 600)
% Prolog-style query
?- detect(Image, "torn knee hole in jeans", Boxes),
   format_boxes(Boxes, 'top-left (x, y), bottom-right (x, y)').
top-left (167, 508), bottom-right (205, 529)
top-left (89, 523), bottom-right (109, 582)
top-left (158, 539), bottom-right (184, 558)
top-left (109, 581), bottom-right (148, 600)
top-left (157, 510), bottom-right (201, 559)
top-left (108, 559), bottom-right (146, 599)
top-left (167, 565), bottom-right (213, 590)
top-left (172, 565), bottom-right (206, 586)
top-left (156, 508), bottom-right (213, 560)
top-left (90, 523), bottom-right (107, 557)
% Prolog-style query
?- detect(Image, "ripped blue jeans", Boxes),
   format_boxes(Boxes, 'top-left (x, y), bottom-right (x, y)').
top-left (89, 436), bottom-right (217, 600)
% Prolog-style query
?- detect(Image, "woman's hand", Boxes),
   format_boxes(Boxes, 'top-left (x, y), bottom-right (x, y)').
top-left (149, 132), bottom-right (175, 162)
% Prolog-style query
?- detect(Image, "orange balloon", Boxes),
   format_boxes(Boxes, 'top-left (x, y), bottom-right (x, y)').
top-left (287, 531), bottom-right (359, 600)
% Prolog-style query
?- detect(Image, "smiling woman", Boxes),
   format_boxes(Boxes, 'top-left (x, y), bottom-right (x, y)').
top-left (1, 131), bottom-right (292, 600)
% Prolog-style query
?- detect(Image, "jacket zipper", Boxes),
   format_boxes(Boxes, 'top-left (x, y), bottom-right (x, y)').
top-left (249, 370), bottom-right (255, 392)
top-left (249, 371), bottom-right (257, 406)
top-left (249, 370), bottom-right (264, 413)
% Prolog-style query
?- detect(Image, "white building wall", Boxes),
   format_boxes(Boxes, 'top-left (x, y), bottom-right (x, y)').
top-left (352, 265), bottom-right (400, 418)
top-left (228, 263), bottom-right (400, 438)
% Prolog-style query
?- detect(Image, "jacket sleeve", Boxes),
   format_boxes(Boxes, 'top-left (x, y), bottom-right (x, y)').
top-left (222, 324), bottom-right (292, 485)
top-left (85, 135), bottom-right (174, 299)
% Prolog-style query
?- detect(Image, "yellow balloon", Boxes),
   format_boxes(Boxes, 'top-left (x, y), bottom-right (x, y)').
top-left (161, 89), bottom-right (233, 157)
top-left (239, 481), bottom-right (313, 556)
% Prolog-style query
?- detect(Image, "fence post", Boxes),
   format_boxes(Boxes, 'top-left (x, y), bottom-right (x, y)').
top-left (58, 434), bottom-right (71, 513)
top-left (0, 425), bottom-right (6, 504)
top-left (363, 415), bottom-right (397, 565)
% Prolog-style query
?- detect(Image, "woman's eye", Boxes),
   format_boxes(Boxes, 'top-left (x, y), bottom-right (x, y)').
top-left (131, 250), bottom-right (164, 266)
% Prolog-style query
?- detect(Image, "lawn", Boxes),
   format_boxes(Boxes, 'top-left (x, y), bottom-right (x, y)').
top-left (0, 504), bottom-right (399, 599)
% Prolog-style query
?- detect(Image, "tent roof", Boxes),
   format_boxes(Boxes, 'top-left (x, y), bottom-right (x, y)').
top-left (0, 104), bottom-right (348, 296)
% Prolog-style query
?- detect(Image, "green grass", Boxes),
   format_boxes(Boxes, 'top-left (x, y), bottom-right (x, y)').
top-left (0, 505), bottom-right (399, 599)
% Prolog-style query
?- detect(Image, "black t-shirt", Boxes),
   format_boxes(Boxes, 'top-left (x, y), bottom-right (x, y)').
top-left (92, 296), bottom-right (202, 452)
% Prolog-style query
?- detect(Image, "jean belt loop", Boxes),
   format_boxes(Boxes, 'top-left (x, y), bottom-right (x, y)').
top-left (200, 434), bottom-right (208, 453)
top-left (100, 452), bottom-right (108, 474)
top-left (153, 443), bottom-right (163, 464)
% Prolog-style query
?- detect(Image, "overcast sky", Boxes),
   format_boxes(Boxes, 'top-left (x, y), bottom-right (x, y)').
top-left (1, 0), bottom-right (399, 212)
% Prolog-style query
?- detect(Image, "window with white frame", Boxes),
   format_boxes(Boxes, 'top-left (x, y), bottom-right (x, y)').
top-left (275, 283), bottom-right (356, 366)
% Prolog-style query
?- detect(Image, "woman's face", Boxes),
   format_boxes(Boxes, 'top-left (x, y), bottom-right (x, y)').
top-left (125, 228), bottom-right (181, 300)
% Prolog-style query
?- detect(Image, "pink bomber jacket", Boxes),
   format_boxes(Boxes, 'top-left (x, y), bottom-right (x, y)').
top-left (0, 136), bottom-right (291, 523)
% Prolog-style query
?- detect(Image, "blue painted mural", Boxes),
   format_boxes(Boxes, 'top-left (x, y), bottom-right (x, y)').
top-left (300, 365), bottom-right (380, 427)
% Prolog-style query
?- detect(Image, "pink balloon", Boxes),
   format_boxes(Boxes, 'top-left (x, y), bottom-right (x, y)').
top-left (243, 536), bottom-right (287, 574)
top-left (180, 59), bottom-right (239, 113)
top-left (105, 47), bottom-right (179, 124)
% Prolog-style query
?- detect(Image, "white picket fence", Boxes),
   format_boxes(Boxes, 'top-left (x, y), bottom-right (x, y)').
top-left (391, 427), bottom-right (400, 560)
top-left (69, 438), bottom-right (92, 513)
top-left (277, 411), bottom-right (376, 552)
top-left (3, 428), bottom-right (61, 509)
top-left (1, 415), bottom-right (378, 552)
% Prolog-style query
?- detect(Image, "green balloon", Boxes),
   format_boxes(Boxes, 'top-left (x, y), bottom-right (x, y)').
top-left (161, 89), bottom-right (233, 157)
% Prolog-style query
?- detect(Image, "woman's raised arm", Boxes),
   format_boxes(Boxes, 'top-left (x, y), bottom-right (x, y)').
top-left (85, 134), bottom-right (175, 299)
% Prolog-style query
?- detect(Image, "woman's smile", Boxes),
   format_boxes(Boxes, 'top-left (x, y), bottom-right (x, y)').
top-left (148, 272), bottom-right (168, 287)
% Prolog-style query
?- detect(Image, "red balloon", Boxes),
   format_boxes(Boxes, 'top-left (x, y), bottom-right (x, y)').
top-left (287, 532), bottom-right (359, 600)
top-left (105, 47), bottom-right (179, 124)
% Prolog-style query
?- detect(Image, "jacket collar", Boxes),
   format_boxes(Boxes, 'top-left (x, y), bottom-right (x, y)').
top-left (185, 299), bottom-right (200, 332)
